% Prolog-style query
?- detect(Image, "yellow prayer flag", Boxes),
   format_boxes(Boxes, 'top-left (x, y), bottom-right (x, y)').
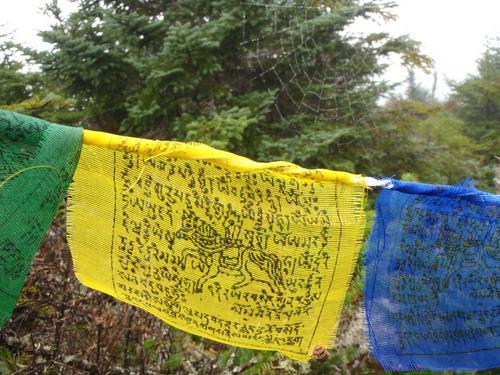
top-left (67, 130), bottom-right (367, 361)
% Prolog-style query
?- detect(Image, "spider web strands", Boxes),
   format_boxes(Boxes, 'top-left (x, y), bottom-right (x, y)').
top-left (240, 1), bottom-right (321, 46)
top-left (242, 1), bottom-right (324, 83)
top-left (251, 34), bottom-right (316, 81)
top-left (277, 56), bottom-right (373, 122)
top-left (240, 20), bottom-right (307, 47)
top-left (270, 10), bottom-right (326, 120)
top-left (240, 0), bottom-right (381, 124)
top-left (306, 47), bottom-right (380, 122)
top-left (240, 2), bottom-right (329, 10)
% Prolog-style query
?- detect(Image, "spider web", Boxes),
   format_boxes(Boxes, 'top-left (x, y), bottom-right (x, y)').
top-left (240, 1), bottom-right (381, 124)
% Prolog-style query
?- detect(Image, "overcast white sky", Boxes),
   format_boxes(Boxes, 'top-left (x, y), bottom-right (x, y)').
top-left (1, 0), bottom-right (499, 99)
top-left (350, 0), bottom-right (500, 98)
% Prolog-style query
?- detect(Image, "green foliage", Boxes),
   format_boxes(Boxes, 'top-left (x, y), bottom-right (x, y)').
top-left (142, 337), bottom-right (157, 362)
top-left (0, 93), bottom-right (84, 124)
top-left (258, 114), bottom-right (358, 170)
top-left (36, 0), bottom-right (241, 133)
top-left (0, 39), bottom-right (44, 105)
top-left (406, 69), bottom-right (434, 104)
top-left (451, 39), bottom-right (500, 150)
top-left (449, 39), bottom-right (500, 190)
top-left (0, 347), bottom-right (17, 374)
top-left (0, 32), bottom-right (85, 124)
top-left (163, 353), bottom-right (183, 371)
top-left (343, 270), bottom-right (364, 307)
top-left (401, 172), bottom-right (419, 182)
top-left (181, 107), bottom-right (256, 150)
top-left (309, 345), bottom-right (360, 374)
top-left (366, 99), bottom-right (483, 187)
top-left (218, 348), bottom-right (276, 374)
top-left (35, 0), bottom-right (430, 151)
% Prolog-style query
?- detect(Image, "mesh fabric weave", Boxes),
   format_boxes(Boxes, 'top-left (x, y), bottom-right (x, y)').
top-left (0, 110), bottom-right (82, 326)
top-left (365, 179), bottom-right (499, 372)
top-left (67, 130), bottom-right (367, 361)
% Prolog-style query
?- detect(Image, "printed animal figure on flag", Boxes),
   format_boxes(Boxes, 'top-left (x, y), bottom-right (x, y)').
top-left (176, 210), bottom-right (285, 294)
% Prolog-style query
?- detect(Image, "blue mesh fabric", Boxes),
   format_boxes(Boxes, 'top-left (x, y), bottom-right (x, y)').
top-left (365, 179), bottom-right (499, 372)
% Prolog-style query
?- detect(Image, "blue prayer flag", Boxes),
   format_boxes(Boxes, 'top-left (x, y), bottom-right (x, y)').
top-left (365, 179), bottom-right (499, 372)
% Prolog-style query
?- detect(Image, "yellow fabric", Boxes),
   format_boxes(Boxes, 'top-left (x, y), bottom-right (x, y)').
top-left (68, 129), bottom-right (367, 361)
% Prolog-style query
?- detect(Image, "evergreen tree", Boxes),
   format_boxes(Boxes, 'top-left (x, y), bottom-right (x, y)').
top-left (35, 0), bottom-right (430, 171)
top-left (405, 69), bottom-right (431, 104)
top-left (0, 36), bottom-right (42, 105)
top-left (450, 39), bottom-right (500, 162)
top-left (0, 30), bottom-right (83, 123)
top-left (374, 99), bottom-right (479, 185)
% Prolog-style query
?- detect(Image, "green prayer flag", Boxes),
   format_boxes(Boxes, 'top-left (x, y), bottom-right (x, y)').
top-left (0, 110), bottom-right (82, 326)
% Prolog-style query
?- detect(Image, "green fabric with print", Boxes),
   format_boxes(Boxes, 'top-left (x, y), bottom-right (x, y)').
top-left (0, 110), bottom-right (82, 326)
